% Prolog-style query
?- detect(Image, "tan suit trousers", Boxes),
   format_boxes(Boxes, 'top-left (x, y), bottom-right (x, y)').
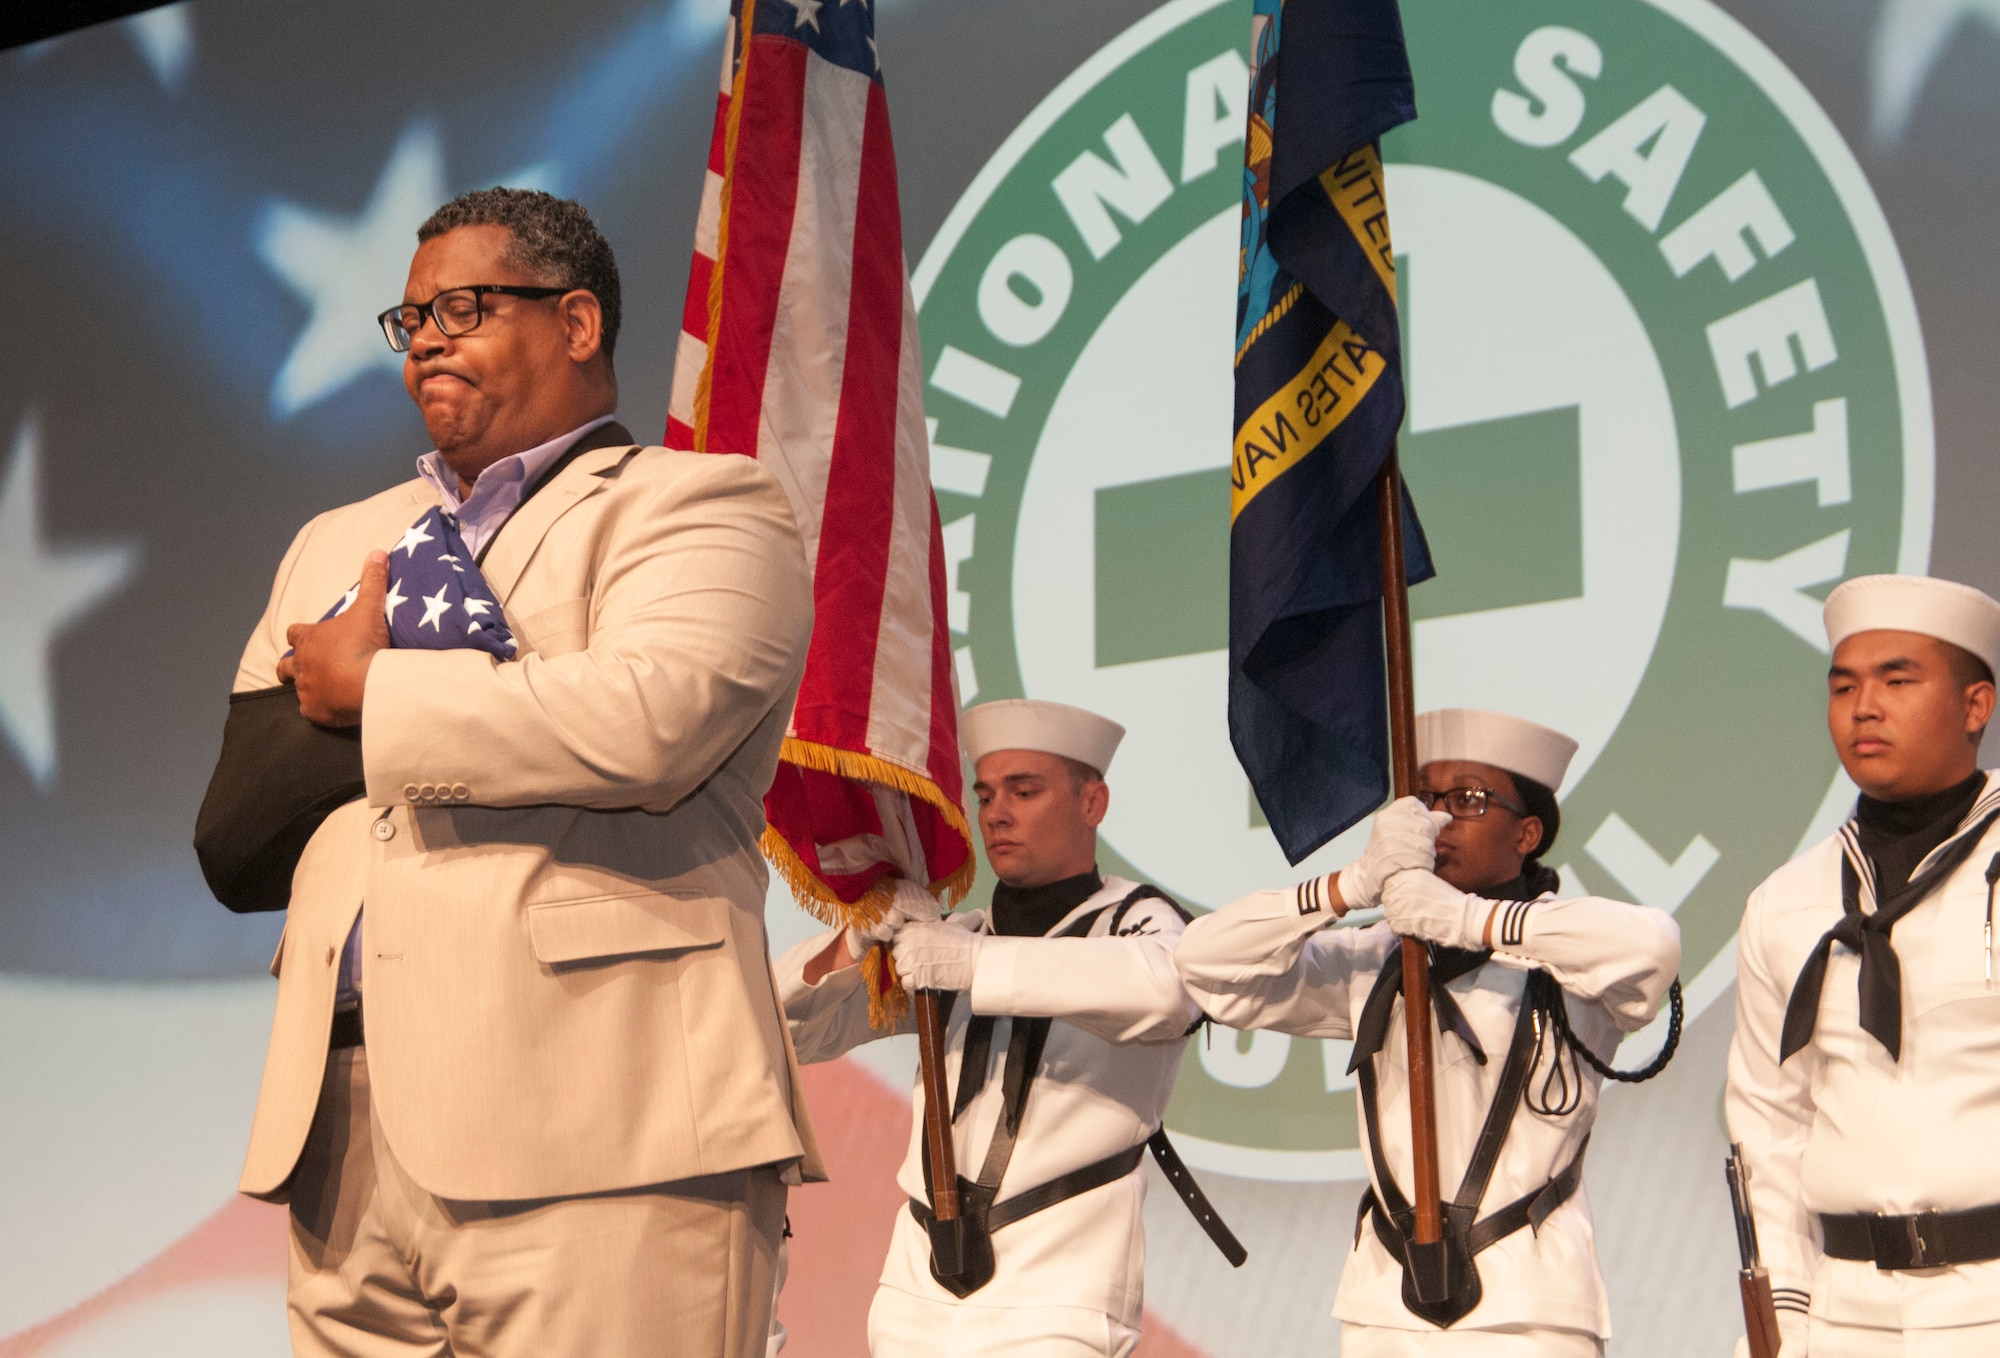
top-left (287, 1048), bottom-right (786, 1358)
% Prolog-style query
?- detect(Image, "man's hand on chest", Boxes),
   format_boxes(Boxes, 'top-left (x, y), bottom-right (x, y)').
top-left (280, 549), bottom-right (391, 727)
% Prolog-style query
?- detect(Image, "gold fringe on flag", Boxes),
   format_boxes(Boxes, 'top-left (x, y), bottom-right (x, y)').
top-left (859, 942), bottom-right (906, 1031)
top-left (760, 737), bottom-right (977, 1029)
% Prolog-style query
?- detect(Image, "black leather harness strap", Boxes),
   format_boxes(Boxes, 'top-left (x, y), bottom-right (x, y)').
top-left (1354, 949), bottom-right (1590, 1328)
top-left (915, 886), bottom-right (1245, 1293)
top-left (1145, 1127), bottom-right (1248, 1266)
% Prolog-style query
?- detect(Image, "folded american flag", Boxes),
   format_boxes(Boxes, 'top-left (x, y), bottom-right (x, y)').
top-left (318, 507), bottom-right (516, 659)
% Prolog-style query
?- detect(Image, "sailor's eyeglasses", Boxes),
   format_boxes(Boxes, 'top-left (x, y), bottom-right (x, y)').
top-left (1415, 786), bottom-right (1529, 820)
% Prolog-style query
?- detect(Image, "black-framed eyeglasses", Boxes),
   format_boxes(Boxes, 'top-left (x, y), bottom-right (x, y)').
top-left (377, 285), bottom-right (568, 352)
top-left (1416, 785), bottom-right (1529, 820)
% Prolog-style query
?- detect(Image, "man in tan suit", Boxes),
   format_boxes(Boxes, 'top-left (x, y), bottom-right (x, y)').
top-left (230, 188), bottom-right (820, 1356)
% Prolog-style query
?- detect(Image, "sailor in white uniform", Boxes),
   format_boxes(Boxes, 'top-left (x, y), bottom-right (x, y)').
top-left (774, 699), bottom-right (1239, 1358)
top-left (1728, 574), bottom-right (2000, 1358)
top-left (1175, 710), bottom-right (1681, 1356)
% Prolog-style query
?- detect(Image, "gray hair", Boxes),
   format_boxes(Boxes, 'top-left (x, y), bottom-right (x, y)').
top-left (418, 188), bottom-right (622, 359)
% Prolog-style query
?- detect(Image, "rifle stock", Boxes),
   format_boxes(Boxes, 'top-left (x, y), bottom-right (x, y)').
top-left (1739, 1267), bottom-right (1782, 1358)
top-left (1727, 1144), bottom-right (1781, 1355)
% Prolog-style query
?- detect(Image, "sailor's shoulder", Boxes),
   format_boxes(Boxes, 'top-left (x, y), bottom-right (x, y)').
top-left (1091, 877), bottom-right (1189, 936)
top-left (1745, 834), bottom-right (1846, 937)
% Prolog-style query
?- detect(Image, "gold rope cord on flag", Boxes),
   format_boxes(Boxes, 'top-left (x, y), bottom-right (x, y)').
top-left (761, 737), bottom-right (976, 1028)
top-left (692, 0), bottom-right (757, 451)
top-left (1235, 280), bottom-right (1304, 367)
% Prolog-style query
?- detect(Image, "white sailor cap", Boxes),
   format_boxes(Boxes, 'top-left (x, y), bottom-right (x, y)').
top-left (1824, 574), bottom-right (2000, 677)
top-left (1415, 708), bottom-right (1579, 792)
top-left (961, 699), bottom-right (1125, 777)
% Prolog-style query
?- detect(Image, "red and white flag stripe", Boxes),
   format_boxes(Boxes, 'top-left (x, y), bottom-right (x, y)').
top-left (669, 3), bottom-right (972, 939)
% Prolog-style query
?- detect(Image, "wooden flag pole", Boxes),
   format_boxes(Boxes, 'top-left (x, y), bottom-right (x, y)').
top-left (915, 989), bottom-right (966, 1275)
top-left (1377, 442), bottom-right (1448, 1302)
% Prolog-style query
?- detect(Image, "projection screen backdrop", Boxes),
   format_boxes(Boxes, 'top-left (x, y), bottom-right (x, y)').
top-left (3, 0), bottom-right (1999, 1354)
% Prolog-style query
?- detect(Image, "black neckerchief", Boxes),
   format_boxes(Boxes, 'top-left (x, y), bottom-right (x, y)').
top-left (1856, 771), bottom-right (1985, 898)
top-left (1783, 775), bottom-right (2000, 1063)
top-left (1347, 870), bottom-right (1549, 1073)
top-left (989, 870), bottom-right (1103, 938)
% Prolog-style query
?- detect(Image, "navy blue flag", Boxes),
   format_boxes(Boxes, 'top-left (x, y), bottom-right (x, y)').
top-left (318, 508), bottom-right (516, 659)
top-left (1231, 0), bottom-right (1433, 865)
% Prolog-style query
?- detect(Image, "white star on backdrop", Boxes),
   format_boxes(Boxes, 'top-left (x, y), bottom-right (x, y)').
top-left (0, 414), bottom-right (139, 789)
top-left (258, 123), bottom-right (446, 418)
top-left (258, 124), bottom-right (559, 418)
top-left (126, 4), bottom-right (194, 90)
top-left (785, 0), bottom-right (824, 32)
top-left (1871, 0), bottom-right (2000, 143)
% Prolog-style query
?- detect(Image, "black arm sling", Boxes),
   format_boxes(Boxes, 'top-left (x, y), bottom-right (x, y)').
top-left (192, 422), bottom-right (635, 912)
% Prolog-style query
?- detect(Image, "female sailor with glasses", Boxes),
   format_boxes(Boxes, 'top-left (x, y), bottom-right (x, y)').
top-left (1175, 709), bottom-right (1682, 1356)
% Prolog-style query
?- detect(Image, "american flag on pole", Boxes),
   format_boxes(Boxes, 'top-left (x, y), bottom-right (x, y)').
top-left (668, 0), bottom-right (973, 1009)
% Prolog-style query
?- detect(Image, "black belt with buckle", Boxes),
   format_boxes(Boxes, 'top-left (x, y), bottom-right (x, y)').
top-left (1821, 1204), bottom-right (2000, 1269)
top-left (330, 1004), bottom-right (364, 1050)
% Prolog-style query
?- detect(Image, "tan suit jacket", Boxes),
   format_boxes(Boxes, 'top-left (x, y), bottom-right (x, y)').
top-left (233, 433), bottom-right (825, 1202)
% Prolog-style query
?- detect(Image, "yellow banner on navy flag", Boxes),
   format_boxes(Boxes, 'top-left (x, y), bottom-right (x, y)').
top-left (1320, 144), bottom-right (1396, 297)
top-left (1230, 320), bottom-right (1387, 522)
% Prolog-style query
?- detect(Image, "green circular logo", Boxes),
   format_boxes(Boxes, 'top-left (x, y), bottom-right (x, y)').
top-left (914, 0), bottom-right (1930, 1178)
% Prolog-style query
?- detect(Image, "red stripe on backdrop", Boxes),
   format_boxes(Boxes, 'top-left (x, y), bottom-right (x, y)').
top-left (705, 35), bottom-right (806, 458)
top-left (783, 1061), bottom-right (1211, 1358)
top-left (781, 1062), bottom-right (909, 1355)
top-left (0, 1197), bottom-right (285, 1357)
top-left (681, 251), bottom-right (714, 342)
top-left (666, 415), bottom-right (696, 447)
top-left (789, 79), bottom-right (903, 751)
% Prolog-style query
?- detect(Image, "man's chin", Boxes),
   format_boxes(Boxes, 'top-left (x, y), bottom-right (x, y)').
top-left (1839, 750), bottom-right (1900, 795)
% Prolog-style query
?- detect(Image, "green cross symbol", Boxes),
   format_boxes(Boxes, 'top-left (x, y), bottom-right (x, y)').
top-left (1092, 259), bottom-right (1585, 668)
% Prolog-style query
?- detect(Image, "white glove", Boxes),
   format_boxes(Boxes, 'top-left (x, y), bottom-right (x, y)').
top-left (892, 920), bottom-right (982, 992)
top-left (1337, 797), bottom-right (1451, 910)
top-left (1381, 867), bottom-right (1486, 950)
top-left (845, 877), bottom-right (944, 958)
